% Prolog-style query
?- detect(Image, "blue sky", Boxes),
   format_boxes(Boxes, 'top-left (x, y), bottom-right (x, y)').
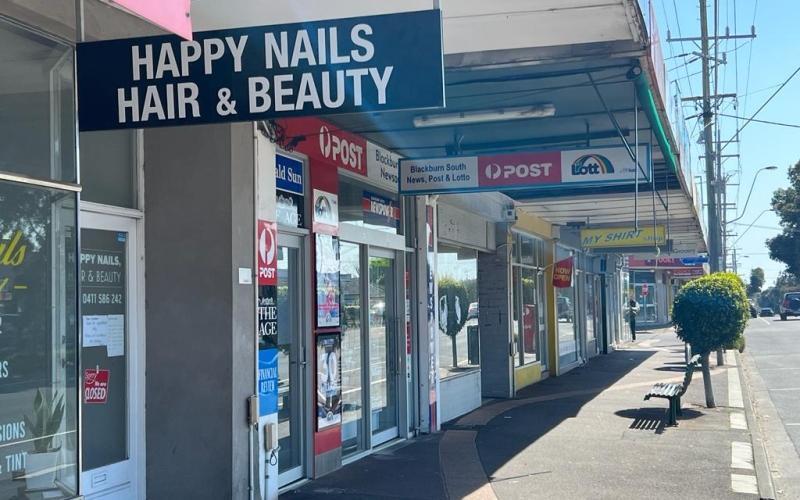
top-left (655, 0), bottom-right (797, 286)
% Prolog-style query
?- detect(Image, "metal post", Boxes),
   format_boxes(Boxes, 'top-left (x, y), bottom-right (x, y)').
top-left (634, 89), bottom-right (639, 229)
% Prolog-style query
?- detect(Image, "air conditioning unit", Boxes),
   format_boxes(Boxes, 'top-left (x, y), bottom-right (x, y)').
top-left (502, 208), bottom-right (517, 222)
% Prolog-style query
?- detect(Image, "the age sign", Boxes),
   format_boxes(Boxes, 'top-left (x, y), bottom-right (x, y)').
top-left (85, 369), bottom-right (110, 404)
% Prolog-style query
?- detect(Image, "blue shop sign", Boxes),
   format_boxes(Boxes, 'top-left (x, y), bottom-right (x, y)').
top-left (76, 10), bottom-right (445, 131)
top-left (679, 256), bottom-right (709, 265)
top-left (363, 191), bottom-right (399, 229)
top-left (276, 154), bottom-right (304, 195)
top-left (258, 348), bottom-right (279, 416)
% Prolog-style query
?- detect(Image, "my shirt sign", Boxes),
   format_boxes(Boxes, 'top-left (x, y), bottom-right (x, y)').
top-left (76, 10), bottom-right (445, 131)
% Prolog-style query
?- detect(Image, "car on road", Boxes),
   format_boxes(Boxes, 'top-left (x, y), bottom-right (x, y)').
top-left (780, 292), bottom-right (800, 321)
top-left (467, 302), bottom-right (478, 320)
top-left (760, 307), bottom-right (775, 317)
top-left (557, 296), bottom-right (573, 322)
top-left (749, 303), bottom-right (758, 318)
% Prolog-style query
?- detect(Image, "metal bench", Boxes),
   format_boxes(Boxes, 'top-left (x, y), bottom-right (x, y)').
top-left (644, 355), bottom-right (702, 426)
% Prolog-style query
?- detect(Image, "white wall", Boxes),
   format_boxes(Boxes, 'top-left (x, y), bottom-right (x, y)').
top-left (192, 0), bottom-right (639, 55)
top-left (439, 371), bottom-right (482, 424)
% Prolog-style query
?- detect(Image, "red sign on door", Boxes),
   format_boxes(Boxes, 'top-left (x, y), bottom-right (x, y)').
top-left (257, 220), bottom-right (277, 286)
top-left (85, 369), bottom-right (110, 404)
top-left (642, 283), bottom-right (649, 296)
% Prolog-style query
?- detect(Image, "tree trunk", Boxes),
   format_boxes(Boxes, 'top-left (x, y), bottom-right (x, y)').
top-left (716, 346), bottom-right (725, 366)
top-left (451, 335), bottom-right (458, 369)
top-left (701, 352), bottom-right (716, 408)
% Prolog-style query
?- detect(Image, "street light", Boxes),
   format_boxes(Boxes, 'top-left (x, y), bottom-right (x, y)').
top-left (727, 166), bottom-right (778, 224)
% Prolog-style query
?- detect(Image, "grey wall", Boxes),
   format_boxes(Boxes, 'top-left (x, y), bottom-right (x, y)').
top-left (144, 123), bottom-right (255, 499)
top-left (477, 244), bottom-right (513, 399)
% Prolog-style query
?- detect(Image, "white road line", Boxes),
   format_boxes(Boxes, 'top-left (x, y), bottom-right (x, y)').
top-left (731, 442), bottom-right (755, 470)
top-left (769, 388), bottom-right (800, 392)
top-left (730, 412), bottom-right (748, 430)
top-left (727, 349), bottom-right (738, 366)
top-left (786, 423), bottom-right (800, 426)
top-left (731, 474), bottom-right (759, 495)
top-left (759, 317), bottom-right (771, 324)
top-left (728, 366), bottom-right (744, 409)
top-left (760, 367), bottom-right (800, 371)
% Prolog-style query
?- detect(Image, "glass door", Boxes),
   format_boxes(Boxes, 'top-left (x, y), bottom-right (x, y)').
top-left (368, 250), bottom-right (399, 446)
top-left (277, 234), bottom-right (306, 486)
top-left (80, 213), bottom-right (140, 499)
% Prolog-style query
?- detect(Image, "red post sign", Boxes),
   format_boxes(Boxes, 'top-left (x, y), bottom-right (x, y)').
top-left (257, 220), bottom-right (277, 286)
top-left (642, 283), bottom-right (649, 297)
top-left (522, 304), bottom-right (537, 353)
top-left (85, 369), bottom-right (110, 403)
top-left (552, 257), bottom-right (574, 288)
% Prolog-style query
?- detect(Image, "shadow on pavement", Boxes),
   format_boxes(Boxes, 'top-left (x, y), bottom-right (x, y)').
top-left (475, 348), bottom-right (657, 483)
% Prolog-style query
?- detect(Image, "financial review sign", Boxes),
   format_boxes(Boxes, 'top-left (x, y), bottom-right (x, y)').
top-left (76, 10), bottom-right (444, 131)
top-left (399, 145), bottom-right (650, 195)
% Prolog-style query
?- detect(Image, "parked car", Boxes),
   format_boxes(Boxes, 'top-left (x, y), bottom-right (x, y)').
top-left (467, 302), bottom-right (478, 320)
top-left (760, 307), bottom-right (774, 317)
top-left (749, 304), bottom-right (758, 318)
top-left (780, 292), bottom-right (800, 321)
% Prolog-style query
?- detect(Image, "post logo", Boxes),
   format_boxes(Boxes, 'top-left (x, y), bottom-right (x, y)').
top-left (571, 154), bottom-right (614, 175)
top-left (484, 162), bottom-right (553, 180)
top-left (319, 125), bottom-right (364, 171)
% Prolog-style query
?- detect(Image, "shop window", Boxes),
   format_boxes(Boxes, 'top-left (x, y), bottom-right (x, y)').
top-left (338, 177), bottom-right (401, 235)
top-left (0, 181), bottom-right (79, 498)
top-left (80, 131), bottom-right (138, 209)
top-left (0, 18), bottom-right (75, 183)
top-left (512, 263), bottom-right (546, 367)
top-left (436, 244), bottom-right (479, 379)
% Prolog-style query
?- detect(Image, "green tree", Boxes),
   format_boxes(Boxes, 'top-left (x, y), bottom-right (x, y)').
top-left (767, 161), bottom-right (800, 276)
top-left (438, 276), bottom-right (469, 368)
top-left (747, 267), bottom-right (765, 297)
top-left (672, 272), bottom-right (750, 408)
top-left (759, 272), bottom-right (800, 311)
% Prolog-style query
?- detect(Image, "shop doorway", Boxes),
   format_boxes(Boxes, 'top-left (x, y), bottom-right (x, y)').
top-left (368, 249), bottom-right (399, 447)
top-left (276, 233), bottom-right (308, 487)
top-left (79, 212), bottom-right (142, 499)
top-left (339, 243), bottom-right (403, 457)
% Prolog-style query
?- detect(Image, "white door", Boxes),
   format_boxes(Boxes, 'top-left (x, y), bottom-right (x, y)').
top-left (79, 212), bottom-right (142, 499)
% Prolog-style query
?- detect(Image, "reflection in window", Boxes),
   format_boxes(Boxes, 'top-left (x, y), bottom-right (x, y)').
top-left (436, 244), bottom-right (479, 379)
top-left (0, 182), bottom-right (78, 497)
top-left (557, 248), bottom-right (579, 367)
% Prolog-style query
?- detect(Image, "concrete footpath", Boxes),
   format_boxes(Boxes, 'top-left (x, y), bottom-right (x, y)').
top-left (281, 328), bottom-right (768, 500)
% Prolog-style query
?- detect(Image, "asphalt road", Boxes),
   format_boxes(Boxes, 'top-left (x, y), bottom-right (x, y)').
top-left (744, 313), bottom-right (800, 496)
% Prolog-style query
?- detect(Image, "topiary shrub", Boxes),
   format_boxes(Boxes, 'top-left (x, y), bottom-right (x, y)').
top-left (672, 272), bottom-right (750, 407)
top-left (438, 276), bottom-right (470, 368)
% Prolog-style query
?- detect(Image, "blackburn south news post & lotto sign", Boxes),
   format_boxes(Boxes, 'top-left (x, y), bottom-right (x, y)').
top-left (398, 145), bottom-right (651, 195)
top-left (76, 10), bottom-right (445, 131)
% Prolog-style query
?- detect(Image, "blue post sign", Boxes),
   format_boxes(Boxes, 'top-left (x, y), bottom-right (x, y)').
top-left (76, 10), bottom-right (444, 131)
top-left (258, 348), bottom-right (279, 416)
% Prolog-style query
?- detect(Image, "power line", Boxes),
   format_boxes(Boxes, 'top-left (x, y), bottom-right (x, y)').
top-left (742, 0), bottom-right (759, 118)
top-left (720, 64), bottom-right (800, 155)
top-left (717, 113), bottom-right (800, 129)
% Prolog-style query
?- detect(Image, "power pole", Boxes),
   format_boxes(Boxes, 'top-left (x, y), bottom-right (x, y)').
top-left (700, 0), bottom-right (721, 274)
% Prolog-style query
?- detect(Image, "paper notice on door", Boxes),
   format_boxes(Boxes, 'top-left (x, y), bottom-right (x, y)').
top-left (83, 315), bottom-right (108, 347)
top-left (106, 315), bottom-right (125, 357)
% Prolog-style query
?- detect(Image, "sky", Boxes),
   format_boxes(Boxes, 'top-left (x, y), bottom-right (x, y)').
top-left (654, 0), bottom-right (798, 287)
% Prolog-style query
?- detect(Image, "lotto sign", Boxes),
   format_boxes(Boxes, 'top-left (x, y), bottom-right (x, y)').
top-left (85, 369), bottom-right (110, 403)
top-left (642, 283), bottom-right (649, 296)
top-left (257, 220), bottom-right (277, 286)
top-left (76, 10), bottom-right (445, 131)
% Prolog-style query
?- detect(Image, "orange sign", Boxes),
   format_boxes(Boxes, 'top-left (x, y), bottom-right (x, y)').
top-left (552, 257), bottom-right (574, 288)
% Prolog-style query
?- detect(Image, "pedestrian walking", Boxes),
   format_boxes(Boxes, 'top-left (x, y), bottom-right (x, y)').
top-left (628, 293), bottom-right (640, 340)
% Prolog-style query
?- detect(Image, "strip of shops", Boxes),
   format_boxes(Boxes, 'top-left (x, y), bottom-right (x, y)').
top-left (0, 2), bottom-right (707, 499)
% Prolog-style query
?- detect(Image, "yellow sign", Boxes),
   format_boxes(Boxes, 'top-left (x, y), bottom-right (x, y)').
top-left (580, 226), bottom-right (666, 248)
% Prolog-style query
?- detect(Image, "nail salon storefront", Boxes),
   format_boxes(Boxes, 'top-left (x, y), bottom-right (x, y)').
top-left (0, 6), bottom-right (445, 500)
